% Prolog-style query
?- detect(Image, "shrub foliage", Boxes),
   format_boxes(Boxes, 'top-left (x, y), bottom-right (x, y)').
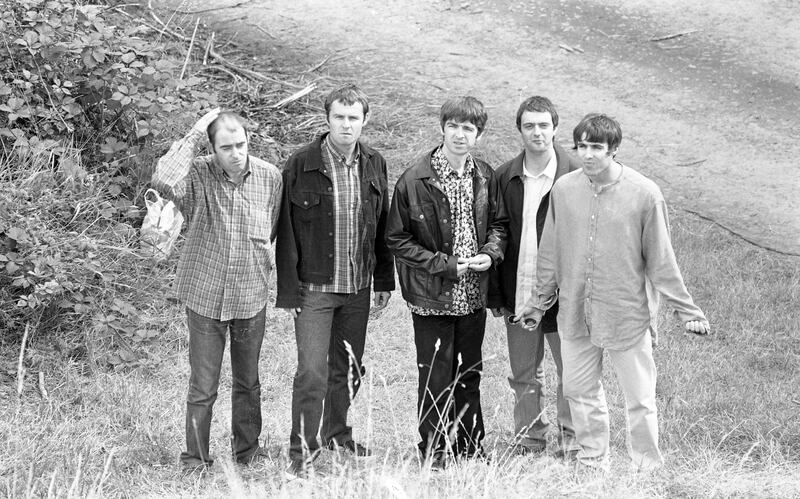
top-left (0, 0), bottom-right (217, 365)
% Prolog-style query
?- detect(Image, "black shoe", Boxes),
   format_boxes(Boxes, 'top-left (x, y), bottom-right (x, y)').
top-left (515, 444), bottom-right (546, 456)
top-left (554, 448), bottom-right (580, 461)
top-left (419, 450), bottom-right (448, 471)
top-left (327, 440), bottom-right (372, 457)
top-left (236, 446), bottom-right (270, 465)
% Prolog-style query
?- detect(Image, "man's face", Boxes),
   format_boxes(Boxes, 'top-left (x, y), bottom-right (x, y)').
top-left (441, 119), bottom-right (480, 158)
top-left (576, 134), bottom-right (617, 180)
top-left (519, 110), bottom-right (556, 154)
top-left (212, 124), bottom-right (248, 175)
top-left (326, 100), bottom-right (368, 152)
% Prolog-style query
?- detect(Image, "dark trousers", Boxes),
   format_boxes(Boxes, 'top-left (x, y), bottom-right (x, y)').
top-left (289, 287), bottom-right (371, 460)
top-left (180, 306), bottom-right (266, 466)
top-left (412, 308), bottom-right (486, 457)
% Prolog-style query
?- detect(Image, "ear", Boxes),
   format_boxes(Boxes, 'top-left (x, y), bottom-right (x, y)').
top-left (362, 111), bottom-right (370, 127)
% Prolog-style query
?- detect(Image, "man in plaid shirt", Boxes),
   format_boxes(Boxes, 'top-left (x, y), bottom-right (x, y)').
top-left (276, 85), bottom-right (395, 477)
top-left (152, 108), bottom-right (282, 474)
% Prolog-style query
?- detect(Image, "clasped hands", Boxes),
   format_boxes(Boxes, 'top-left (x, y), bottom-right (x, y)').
top-left (456, 253), bottom-right (491, 276)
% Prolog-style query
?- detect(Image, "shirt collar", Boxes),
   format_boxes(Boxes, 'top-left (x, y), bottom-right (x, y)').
top-left (522, 148), bottom-right (556, 180)
top-left (325, 135), bottom-right (361, 167)
top-left (433, 144), bottom-right (474, 178)
top-left (213, 155), bottom-right (251, 184)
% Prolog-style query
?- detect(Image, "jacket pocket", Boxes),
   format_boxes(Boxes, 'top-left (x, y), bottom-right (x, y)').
top-left (290, 191), bottom-right (321, 223)
top-left (408, 202), bottom-right (439, 249)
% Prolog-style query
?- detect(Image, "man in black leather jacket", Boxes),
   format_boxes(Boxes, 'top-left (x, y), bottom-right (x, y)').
top-left (386, 96), bottom-right (507, 467)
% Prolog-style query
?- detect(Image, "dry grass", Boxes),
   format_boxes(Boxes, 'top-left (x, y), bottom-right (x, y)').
top-left (2, 208), bottom-right (799, 497)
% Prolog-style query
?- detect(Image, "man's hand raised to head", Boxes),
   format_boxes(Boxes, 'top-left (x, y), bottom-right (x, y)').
top-left (191, 107), bottom-right (222, 136)
top-left (685, 320), bottom-right (711, 336)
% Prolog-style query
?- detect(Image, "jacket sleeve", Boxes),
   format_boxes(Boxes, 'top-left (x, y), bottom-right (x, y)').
top-left (478, 170), bottom-right (508, 264)
top-left (274, 162), bottom-right (302, 309)
top-left (532, 191), bottom-right (559, 311)
top-left (386, 175), bottom-right (458, 281)
top-left (372, 156), bottom-right (396, 292)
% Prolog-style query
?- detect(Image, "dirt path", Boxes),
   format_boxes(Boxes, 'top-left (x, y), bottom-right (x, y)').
top-left (172, 0), bottom-right (799, 255)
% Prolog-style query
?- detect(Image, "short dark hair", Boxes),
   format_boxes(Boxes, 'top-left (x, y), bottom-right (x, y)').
top-left (572, 113), bottom-right (622, 152)
top-left (515, 96), bottom-right (559, 131)
top-left (206, 112), bottom-right (248, 149)
top-left (324, 84), bottom-right (370, 118)
top-left (439, 96), bottom-right (488, 135)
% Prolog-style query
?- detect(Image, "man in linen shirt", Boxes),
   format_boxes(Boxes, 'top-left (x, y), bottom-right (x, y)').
top-left (152, 109), bottom-right (282, 473)
top-left (518, 113), bottom-right (710, 470)
top-left (487, 96), bottom-right (580, 457)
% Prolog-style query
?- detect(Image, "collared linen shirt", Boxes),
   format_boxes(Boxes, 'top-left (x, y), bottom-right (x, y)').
top-left (410, 146), bottom-right (482, 316)
top-left (305, 136), bottom-right (368, 294)
top-left (514, 151), bottom-right (557, 314)
top-left (152, 130), bottom-right (282, 321)
top-left (533, 166), bottom-right (707, 350)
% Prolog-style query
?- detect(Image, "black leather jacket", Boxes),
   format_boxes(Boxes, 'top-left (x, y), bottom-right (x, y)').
top-left (487, 144), bottom-right (580, 332)
top-left (275, 134), bottom-right (395, 308)
top-left (386, 147), bottom-right (508, 312)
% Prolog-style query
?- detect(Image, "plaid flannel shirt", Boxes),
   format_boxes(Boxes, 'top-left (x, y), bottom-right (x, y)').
top-left (305, 137), bottom-right (369, 293)
top-left (151, 129), bottom-right (282, 321)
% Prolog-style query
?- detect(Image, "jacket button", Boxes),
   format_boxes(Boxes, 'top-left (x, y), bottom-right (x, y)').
top-left (328, 232), bottom-right (333, 236)
top-left (445, 291), bottom-right (451, 296)
top-left (442, 219), bottom-right (447, 224)
top-left (444, 304), bottom-right (450, 309)
top-left (303, 201), bottom-right (308, 205)
top-left (419, 214), bottom-right (424, 219)
top-left (328, 254), bottom-right (333, 258)
top-left (443, 242), bottom-right (449, 247)
top-left (327, 187), bottom-right (332, 192)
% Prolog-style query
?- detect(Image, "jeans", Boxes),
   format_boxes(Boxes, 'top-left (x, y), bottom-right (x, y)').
top-left (503, 312), bottom-right (578, 451)
top-left (412, 308), bottom-right (486, 457)
top-left (561, 329), bottom-right (663, 470)
top-left (180, 306), bottom-right (266, 466)
top-left (289, 287), bottom-right (371, 460)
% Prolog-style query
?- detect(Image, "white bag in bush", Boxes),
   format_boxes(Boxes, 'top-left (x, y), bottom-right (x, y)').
top-left (140, 188), bottom-right (183, 261)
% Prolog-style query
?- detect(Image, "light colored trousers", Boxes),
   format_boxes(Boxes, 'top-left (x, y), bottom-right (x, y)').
top-left (504, 313), bottom-right (577, 450)
top-left (561, 330), bottom-right (664, 470)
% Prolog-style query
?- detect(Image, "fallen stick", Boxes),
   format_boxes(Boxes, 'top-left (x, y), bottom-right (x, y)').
top-left (303, 53), bottom-right (334, 74)
top-left (558, 43), bottom-right (577, 53)
top-left (209, 47), bottom-right (303, 89)
top-left (38, 371), bottom-right (48, 400)
top-left (202, 32), bottom-right (215, 66)
top-left (273, 83), bottom-right (317, 108)
top-left (17, 323), bottom-right (30, 396)
top-left (179, 18), bottom-right (200, 80)
top-left (169, 0), bottom-right (256, 15)
top-left (649, 30), bottom-right (698, 42)
top-left (250, 24), bottom-right (276, 39)
top-left (675, 158), bottom-right (707, 167)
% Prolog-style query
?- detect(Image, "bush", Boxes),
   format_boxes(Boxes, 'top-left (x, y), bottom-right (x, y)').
top-left (0, 1), bottom-right (216, 367)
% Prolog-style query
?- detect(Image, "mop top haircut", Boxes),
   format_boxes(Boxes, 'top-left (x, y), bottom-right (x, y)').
top-left (439, 96), bottom-right (488, 136)
top-left (206, 112), bottom-right (249, 151)
top-left (572, 113), bottom-right (622, 153)
top-left (324, 84), bottom-right (370, 119)
top-left (515, 95), bottom-right (560, 131)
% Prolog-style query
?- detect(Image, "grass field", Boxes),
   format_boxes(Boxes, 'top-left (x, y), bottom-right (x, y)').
top-left (2, 190), bottom-right (799, 497)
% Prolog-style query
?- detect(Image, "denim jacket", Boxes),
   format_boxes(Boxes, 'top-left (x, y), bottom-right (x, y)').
top-left (386, 147), bottom-right (508, 312)
top-left (275, 134), bottom-right (395, 308)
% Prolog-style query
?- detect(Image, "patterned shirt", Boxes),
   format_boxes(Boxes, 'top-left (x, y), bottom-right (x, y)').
top-left (306, 136), bottom-right (369, 293)
top-left (532, 166), bottom-right (707, 349)
top-left (410, 146), bottom-right (483, 316)
top-left (152, 129), bottom-right (282, 321)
